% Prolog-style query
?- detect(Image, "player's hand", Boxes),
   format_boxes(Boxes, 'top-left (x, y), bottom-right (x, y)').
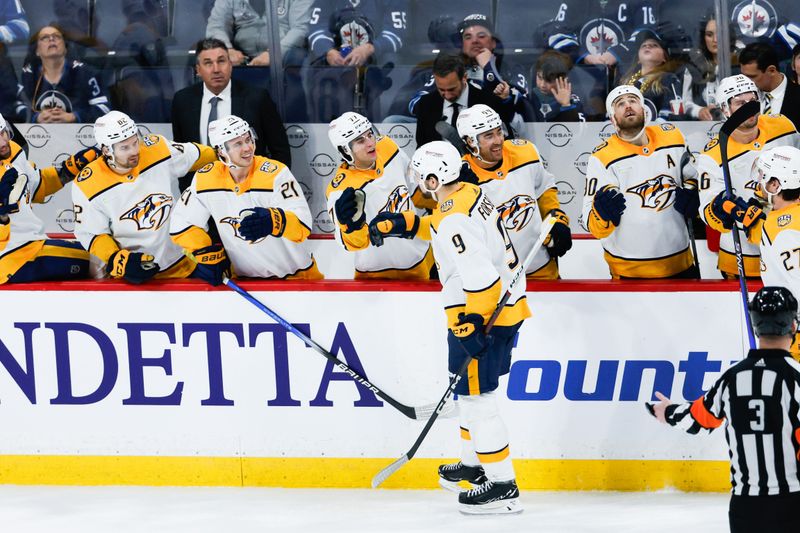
top-left (545, 209), bottom-right (572, 258)
top-left (343, 43), bottom-right (375, 66)
top-left (550, 76), bottom-right (572, 107)
top-left (673, 187), bottom-right (700, 218)
top-left (368, 211), bottom-right (420, 246)
top-left (730, 197), bottom-right (765, 231)
top-left (59, 146), bottom-right (100, 184)
top-left (475, 48), bottom-right (493, 68)
top-left (592, 185), bottom-right (626, 226)
top-left (106, 249), bottom-right (160, 284)
top-left (0, 166), bottom-right (22, 216)
top-left (228, 48), bottom-right (247, 65)
top-left (191, 244), bottom-right (231, 286)
top-left (239, 207), bottom-right (286, 241)
top-left (452, 312), bottom-right (488, 359)
top-left (706, 191), bottom-right (737, 230)
top-left (645, 391), bottom-right (671, 424)
top-left (249, 50), bottom-right (270, 66)
top-left (334, 187), bottom-right (366, 232)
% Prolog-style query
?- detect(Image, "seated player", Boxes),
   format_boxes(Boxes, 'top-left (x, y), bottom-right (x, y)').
top-left (170, 115), bottom-right (322, 282)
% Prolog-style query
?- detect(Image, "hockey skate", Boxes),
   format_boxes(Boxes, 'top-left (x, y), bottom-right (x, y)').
top-left (458, 479), bottom-right (522, 515)
top-left (437, 461), bottom-right (488, 493)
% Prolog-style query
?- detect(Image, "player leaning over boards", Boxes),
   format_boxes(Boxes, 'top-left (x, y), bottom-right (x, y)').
top-left (698, 74), bottom-right (800, 280)
top-left (170, 115), bottom-right (322, 282)
top-left (580, 85), bottom-right (700, 279)
top-left (326, 111), bottom-right (434, 280)
top-left (647, 286), bottom-right (800, 533)
top-left (756, 146), bottom-right (800, 359)
top-left (72, 110), bottom-right (218, 283)
top-left (0, 112), bottom-right (96, 283)
top-left (369, 141), bottom-right (529, 515)
top-left (456, 104), bottom-right (571, 279)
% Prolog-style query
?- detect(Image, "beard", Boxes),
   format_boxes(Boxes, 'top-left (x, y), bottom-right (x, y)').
top-left (616, 113), bottom-right (645, 139)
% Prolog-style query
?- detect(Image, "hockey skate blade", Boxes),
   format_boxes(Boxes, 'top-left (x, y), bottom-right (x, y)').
top-left (458, 498), bottom-right (523, 515)
top-left (438, 478), bottom-right (469, 493)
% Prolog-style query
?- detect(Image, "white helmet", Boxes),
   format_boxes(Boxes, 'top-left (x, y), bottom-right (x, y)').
top-left (716, 74), bottom-right (758, 114)
top-left (756, 146), bottom-right (800, 196)
top-left (94, 110), bottom-right (138, 148)
top-left (605, 85), bottom-right (644, 119)
top-left (328, 112), bottom-right (375, 164)
top-left (456, 104), bottom-right (502, 158)
top-left (409, 141), bottom-right (462, 199)
top-left (0, 113), bottom-right (11, 138)
top-left (208, 115), bottom-right (253, 169)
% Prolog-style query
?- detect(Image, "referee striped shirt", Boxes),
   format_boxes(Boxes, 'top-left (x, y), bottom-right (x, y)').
top-left (664, 348), bottom-right (800, 496)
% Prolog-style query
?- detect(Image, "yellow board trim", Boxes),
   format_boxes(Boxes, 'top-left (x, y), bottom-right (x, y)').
top-left (0, 456), bottom-right (729, 491)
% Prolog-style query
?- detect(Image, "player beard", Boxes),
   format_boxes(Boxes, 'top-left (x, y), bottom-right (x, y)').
top-left (617, 113), bottom-right (645, 140)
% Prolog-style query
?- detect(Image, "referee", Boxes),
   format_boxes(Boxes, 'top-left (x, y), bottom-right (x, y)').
top-left (647, 286), bottom-right (800, 533)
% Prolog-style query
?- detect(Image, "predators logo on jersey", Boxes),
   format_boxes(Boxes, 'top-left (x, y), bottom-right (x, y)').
top-left (379, 185), bottom-right (411, 214)
top-left (497, 195), bottom-right (536, 232)
top-left (220, 210), bottom-right (267, 244)
top-left (626, 175), bottom-right (678, 211)
top-left (120, 193), bottom-right (174, 230)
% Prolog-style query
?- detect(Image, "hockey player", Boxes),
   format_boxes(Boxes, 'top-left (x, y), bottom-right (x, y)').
top-left (72, 110), bottom-right (218, 284)
top-left (457, 104), bottom-right (571, 279)
top-left (647, 286), bottom-right (800, 533)
top-left (369, 141), bottom-right (529, 514)
top-left (0, 113), bottom-right (94, 283)
top-left (170, 116), bottom-right (322, 282)
top-left (698, 74), bottom-right (800, 279)
top-left (756, 146), bottom-right (800, 358)
top-left (581, 85), bottom-right (699, 279)
top-left (326, 111), bottom-right (433, 279)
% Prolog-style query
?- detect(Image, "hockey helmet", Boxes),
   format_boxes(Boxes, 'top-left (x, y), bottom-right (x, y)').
top-left (208, 115), bottom-right (254, 169)
top-left (94, 111), bottom-right (139, 169)
top-left (409, 141), bottom-right (462, 199)
top-left (605, 85), bottom-right (645, 120)
top-left (456, 104), bottom-right (502, 158)
top-left (749, 286), bottom-right (798, 337)
top-left (716, 74), bottom-right (758, 113)
top-left (328, 112), bottom-right (376, 164)
top-left (0, 113), bottom-right (11, 138)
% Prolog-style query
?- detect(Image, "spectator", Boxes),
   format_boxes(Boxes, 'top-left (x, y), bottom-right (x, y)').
top-left (791, 44), bottom-right (800, 84)
top-left (529, 50), bottom-right (584, 122)
top-left (681, 14), bottom-right (728, 121)
top-left (205, 0), bottom-right (313, 67)
top-left (171, 38), bottom-right (291, 177)
top-left (740, 42), bottom-right (800, 130)
top-left (0, 49), bottom-right (25, 122)
top-left (20, 25), bottom-right (112, 124)
top-left (0, 0), bottom-right (28, 44)
top-left (414, 52), bottom-right (514, 147)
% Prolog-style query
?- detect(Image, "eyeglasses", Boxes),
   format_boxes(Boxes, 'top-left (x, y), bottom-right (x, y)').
top-left (38, 33), bottom-right (64, 43)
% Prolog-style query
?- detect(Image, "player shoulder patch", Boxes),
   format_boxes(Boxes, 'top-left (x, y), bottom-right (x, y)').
top-left (331, 172), bottom-right (346, 189)
top-left (440, 199), bottom-right (454, 213)
top-left (778, 214), bottom-right (792, 227)
top-left (510, 139), bottom-right (528, 146)
top-left (197, 163), bottom-right (214, 173)
top-left (660, 123), bottom-right (676, 131)
top-left (142, 134), bottom-right (161, 147)
top-left (703, 138), bottom-right (719, 152)
top-left (592, 141), bottom-right (608, 153)
top-left (76, 167), bottom-right (92, 182)
top-left (259, 160), bottom-right (279, 174)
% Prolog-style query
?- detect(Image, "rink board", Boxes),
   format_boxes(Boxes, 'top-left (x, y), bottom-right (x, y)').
top-left (0, 280), bottom-right (753, 490)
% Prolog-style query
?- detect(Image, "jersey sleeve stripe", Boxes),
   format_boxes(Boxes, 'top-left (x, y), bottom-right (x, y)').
top-left (463, 276), bottom-right (501, 293)
top-left (507, 159), bottom-right (539, 174)
top-left (138, 155), bottom-right (171, 175)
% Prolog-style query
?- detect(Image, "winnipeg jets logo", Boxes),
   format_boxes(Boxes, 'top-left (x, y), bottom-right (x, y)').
top-left (497, 195), bottom-right (536, 232)
top-left (626, 175), bottom-right (678, 211)
top-left (120, 193), bottom-right (173, 230)
top-left (733, 0), bottom-right (777, 38)
top-left (221, 209), bottom-right (266, 243)
top-left (580, 19), bottom-right (623, 55)
top-left (379, 185), bottom-right (411, 213)
top-left (340, 20), bottom-right (370, 47)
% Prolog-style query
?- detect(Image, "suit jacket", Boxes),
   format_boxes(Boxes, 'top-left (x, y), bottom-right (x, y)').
top-left (171, 78), bottom-right (292, 167)
top-left (779, 80), bottom-right (800, 133)
top-left (415, 81), bottom-right (516, 147)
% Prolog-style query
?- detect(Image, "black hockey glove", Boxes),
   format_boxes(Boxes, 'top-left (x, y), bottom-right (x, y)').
top-left (106, 250), bottom-right (160, 284)
top-left (673, 187), bottom-right (700, 218)
top-left (192, 244), bottom-right (231, 286)
top-left (592, 185), bottom-right (626, 226)
top-left (368, 211), bottom-right (420, 246)
top-left (705, 191), bottom-right (736, 230)
top-left (0, 166), bottom-right (22, 216)
top-left (58, 146), bottom-right (100, 184)
top-left (546, 208), bottom-right (572, 258)
top-left (451, 313), bottom-right (488, 359)
top-left (239, 207), bottom-right (286, 241)
top-left (459, 161), bottom-right (480, 185)
top-left (334, 187), bottom-right (366, 232)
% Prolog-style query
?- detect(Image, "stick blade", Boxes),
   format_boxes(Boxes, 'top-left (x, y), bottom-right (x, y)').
top-left (371, 455), bottom-right (410, 488)
top-left (720, 100), bottom-right (760, 137)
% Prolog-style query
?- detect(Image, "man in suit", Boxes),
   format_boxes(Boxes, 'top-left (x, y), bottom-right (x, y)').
top-left (171, 38), bottom-right (291, 179)
top-left (415, 52), bottom-right (515, 147)
top-left (740, 42), bottom-right (800, 131)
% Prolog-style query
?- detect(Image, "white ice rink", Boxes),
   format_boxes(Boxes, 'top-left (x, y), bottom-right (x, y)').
top-left (0, 486), bottom-right (730, 533)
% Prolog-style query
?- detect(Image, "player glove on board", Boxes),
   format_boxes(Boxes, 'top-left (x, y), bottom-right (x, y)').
top-left (334, 187), bottom-right (366, 232)
top-left (451, 313), bottom-right (488, 359)
top-left (0, 166), bottom-right (22, 216)
top-left (106, 249), bottom-right (160, 284)
top-left (192, 244), bottom-right (231, 286)
top-left (238, 207), bottom-right (286, 241)
top-left (592, 185), bottom-right (626, 226)
top-left (59, 146), bottom-right (100, 184)
top-left (545, 208), bottom-right (572, 258)
top-left (673, 186), bottom-right (700, 218)
top-left (368, 211), bottom-right (420, 246)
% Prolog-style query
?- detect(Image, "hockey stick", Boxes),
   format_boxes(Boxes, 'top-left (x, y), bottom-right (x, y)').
top-left (371, 214), bottom-right (557, 488)
top-left (222, 277), bottom-right (451, 420)
top-left (435, 121), bottom-right (469, 156)
top-left (719, 99), bottom-right (760, 349)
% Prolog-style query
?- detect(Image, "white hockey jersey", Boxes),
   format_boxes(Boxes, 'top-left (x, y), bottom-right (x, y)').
top-left (581, 124), bottom-right (696, 278)
top-left (698, 114), bottom-right (800, 278)
top-left (72, 134), bottom-right (213, 278)
top-left (761, 203), bottom-right (800, 296)
top-left (326, 135), bottom-right (432, 279)
top-left (463, 138), bottom-right (559, 279)
top-left (430, 183), bottom-right (531, 330)
top-left (170, 157), bottom-right (320, 279)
